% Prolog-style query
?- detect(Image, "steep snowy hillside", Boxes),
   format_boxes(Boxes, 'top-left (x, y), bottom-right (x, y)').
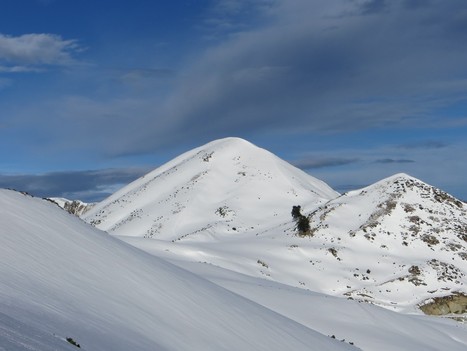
top-left (3, 189), bottom-right (467, 351)
top-left (84, 137), bottom-right (338, 240)
top-left (49, 197), bottom-right (95, 216)
top-left (0, 189), bottom-right (354, 351)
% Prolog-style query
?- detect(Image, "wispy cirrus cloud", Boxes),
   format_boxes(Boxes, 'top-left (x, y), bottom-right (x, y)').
top-left (0, 65), bottom-right (44, 73)
top-left (374, 158), bottom-right (415, 164)
top-left (397, 141), bottom-right (448, 150)
top-left (0, 33), bottom-right (83, 72)
top-left (292, 157), bottom-right (359, 170)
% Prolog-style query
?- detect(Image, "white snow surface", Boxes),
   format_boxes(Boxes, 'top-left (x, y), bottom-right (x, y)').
top-left (0, 189), bottom-right (354, 351)
top-left (303, 173), bottom-right (467, 310)
top-left (122, 172), bottom-right (467, 313)
top-left (84, 138), bottom-right (467, 314)
top-left (2, 189), bottom-right (467, 351)
top-left (84, 137), bottom-right (338, 240)
top-left (173, 261), bottom-right (467, 351)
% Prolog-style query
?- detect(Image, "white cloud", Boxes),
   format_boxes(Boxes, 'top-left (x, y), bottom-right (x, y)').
top-left (0, 33), bottom-right (82, 71)
top-left (0, 65), bottom-right (43, 73)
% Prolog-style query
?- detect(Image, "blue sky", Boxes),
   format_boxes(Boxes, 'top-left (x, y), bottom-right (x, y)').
top-left (1, 0), bottom-right (466, 201)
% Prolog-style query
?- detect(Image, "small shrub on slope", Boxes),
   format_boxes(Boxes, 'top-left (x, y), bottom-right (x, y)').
top-left (291, 205), bottom-right (311, 236)
top-left (66, 337), bottom-right (80, 348)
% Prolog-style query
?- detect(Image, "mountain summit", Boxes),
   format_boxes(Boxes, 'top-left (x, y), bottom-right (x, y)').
top-left (84, 137), bottom-right (338, 240)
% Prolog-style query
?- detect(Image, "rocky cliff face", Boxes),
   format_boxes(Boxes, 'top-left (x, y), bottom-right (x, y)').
top-left (49, 198), bottom-right (95, 216)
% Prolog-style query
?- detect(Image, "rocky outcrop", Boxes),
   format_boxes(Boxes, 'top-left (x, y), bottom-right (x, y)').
top-left (63, 200), bottom-right (95, 216)
top-left (420, 293), bottom-right (467, 315)
top-left (48, 198), bottom-right (95, 216)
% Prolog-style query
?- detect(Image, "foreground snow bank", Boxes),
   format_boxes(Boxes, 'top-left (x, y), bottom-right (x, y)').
top-left (0, 189), bottom-right (352, 351)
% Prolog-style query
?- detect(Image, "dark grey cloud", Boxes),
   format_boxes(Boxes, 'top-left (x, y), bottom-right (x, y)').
top-left (121, 0), bottom-right (467, 154)
top-left (398, 141), bottom-right (448, 150)
top-left (374, 158), bottom-right (415, 164)
top-left (360, 0), bottom-right (389, 15)
top-left (0, 168), bottom-right (151, 202)
top-left (4, 0), bottom-right (467, 158)
top-left (403, 0), bottom-right (431, 10)
top-left (292, 157), bottom-right (359, 170)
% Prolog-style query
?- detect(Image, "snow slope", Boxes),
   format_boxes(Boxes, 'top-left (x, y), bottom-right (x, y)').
top-left (142, 173), bottom-right (464, 313)
top-left (304, 173), bottom-right (467, 310)
top-left (3, 189), bottom-right (467, 351)
top-left (173, 261), bottom-right (467, 351)
top-left (0, 189), bottom-right (354, 351)
top-left (83, 137), bottom-right (338, 240)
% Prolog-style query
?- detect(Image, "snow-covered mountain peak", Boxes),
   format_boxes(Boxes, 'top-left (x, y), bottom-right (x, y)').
top-left (344, 172), bottom-right (464, 212)
top-left (201, 136), bottom-right (256, 149)
top-left (380, 172), bottom-right (414, 181)
top-left (84, 138), bottom-right (338, 240)
top-left (302, 173), bottom-right (467, 311)
top-left (347, 172), bottom-right (419, 195)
